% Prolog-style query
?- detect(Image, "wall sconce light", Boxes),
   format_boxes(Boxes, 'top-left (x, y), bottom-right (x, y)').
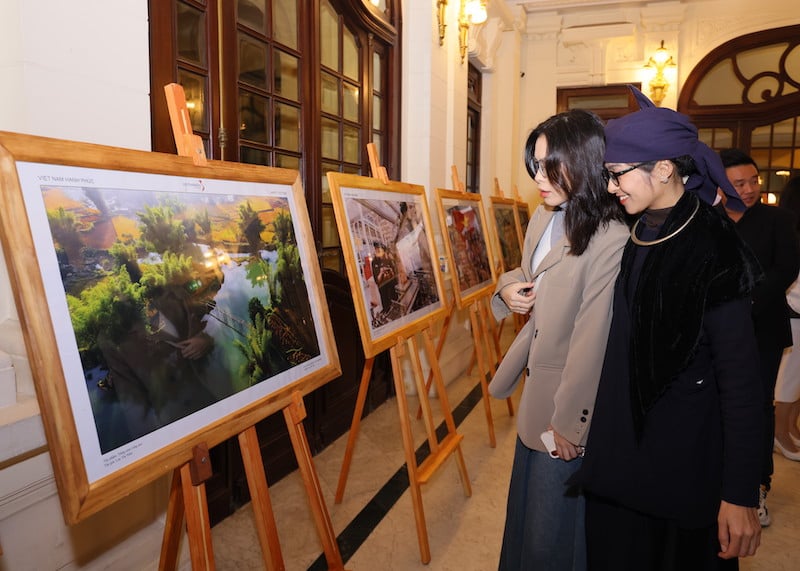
top-left (437, 0), bottom-right (448, 46)
top-left (458, 0), bottom-right (487, 63)
top-left (644, 40), bottom-right (677, 106)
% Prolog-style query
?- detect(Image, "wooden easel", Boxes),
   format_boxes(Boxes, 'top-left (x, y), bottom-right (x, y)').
top-left (452, 168), bottom-right (514, 447)
top-left (450, 168), bottom-right (505, 373)
top-left (334, 144), bottom-right (471, 564)
top-left (159, 83), bottom-right (347, 571)
top-left (488, 178), bottom-right (528, 339)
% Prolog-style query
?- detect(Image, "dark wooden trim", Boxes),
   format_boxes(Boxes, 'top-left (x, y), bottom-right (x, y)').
top-left (339, 0), bottom-right (398, 44)
top-left (305, 0), bottom-right (323, 242)
top-left (556, 83), bottom-right (641, 121)
top-left (148, 0), bottom-right (178, 154)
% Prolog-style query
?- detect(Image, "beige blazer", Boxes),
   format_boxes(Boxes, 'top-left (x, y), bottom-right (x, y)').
top-left (489, 205), bottom-right (629, 452)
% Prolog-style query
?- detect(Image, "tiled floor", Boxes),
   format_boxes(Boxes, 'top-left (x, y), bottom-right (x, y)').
top-left (211, 365), bottom-right (800, 570)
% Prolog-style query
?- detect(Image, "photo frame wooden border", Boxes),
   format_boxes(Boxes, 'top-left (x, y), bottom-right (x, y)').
top-left (326, 172), bottom-right (446, 358)
top-left (489, 195), bottom-right (524, 273)
top-left (0, 131), bottom-right (341, 524)
top-left (434, 188), bottom-right (496, 309)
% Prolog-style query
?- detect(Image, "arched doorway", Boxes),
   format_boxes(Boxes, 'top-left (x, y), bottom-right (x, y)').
top-left (679, 25), bottom-right (800, 201)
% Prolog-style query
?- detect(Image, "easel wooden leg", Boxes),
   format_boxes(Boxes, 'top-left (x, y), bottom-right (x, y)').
top-left (159, 449), bottom-right (216, 571)
top-left (180, 462), bottom-right (215, 570)
top-left (238, 426), bottom-right (285, 571)
top-left (284, 393), bottom-right (346, 571)
top-left (415, 302), bottom-right (454, 419)
top-left (465, 346), bottom-right (477, 376)
top-left (479, 297), bottom-right (514, 417)
top-left (481, 296), bottom-right (504, 369)
top-left (335, 357), bottom-right (374, 503)
top-left (389, 340), bottom-right (431, 564)
top-left (469, 303), bottom-right (497, 447)
top-left (159, 470), bottom-right (185, 571)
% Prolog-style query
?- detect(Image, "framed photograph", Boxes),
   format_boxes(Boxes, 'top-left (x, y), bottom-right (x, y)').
top-left (0, 131), bottom-right (340, 524)
top-left (489, 196), bottom-right (524, 272)
top-left (435, 189), bottom-right (496, 308)
top-left (326, 172), bottom-right (446, 358)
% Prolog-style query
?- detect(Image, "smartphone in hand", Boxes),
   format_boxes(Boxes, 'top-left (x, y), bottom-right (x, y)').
top-left (540, 430), bottom-right (558, 457)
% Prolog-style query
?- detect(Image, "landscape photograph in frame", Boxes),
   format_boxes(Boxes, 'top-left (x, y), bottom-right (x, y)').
top-left (327, 172), bottom-right (446, 358)
top-left (0, 132), bottom-right (340, 523)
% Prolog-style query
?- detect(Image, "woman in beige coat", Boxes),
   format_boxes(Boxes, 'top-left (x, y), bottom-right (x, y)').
top-left (489, 109), bottom-right (628, 570)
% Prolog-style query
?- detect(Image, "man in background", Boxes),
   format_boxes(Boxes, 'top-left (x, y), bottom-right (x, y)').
top-left (721, 148), bottom-right (800, 527)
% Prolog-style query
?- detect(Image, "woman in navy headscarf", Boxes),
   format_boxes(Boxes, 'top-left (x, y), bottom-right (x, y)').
top-left (574, 88), bottom-right (764, 569)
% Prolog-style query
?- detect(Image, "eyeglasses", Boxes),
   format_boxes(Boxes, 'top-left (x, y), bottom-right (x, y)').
top-left (530, 158), bottom-right (547, 178)
top-left (602, 163), bottom-right (647, 187)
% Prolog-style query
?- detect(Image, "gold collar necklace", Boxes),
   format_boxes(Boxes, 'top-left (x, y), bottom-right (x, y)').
top-left (630, 197), bottom-right (700, 247)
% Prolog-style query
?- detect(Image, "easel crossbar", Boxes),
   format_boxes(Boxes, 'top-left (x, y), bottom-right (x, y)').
top-left (416, 432), bottom-right (464, 484)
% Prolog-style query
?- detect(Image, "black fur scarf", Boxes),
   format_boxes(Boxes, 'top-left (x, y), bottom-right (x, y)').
top-left (623, 192), bottom-right (762, 432)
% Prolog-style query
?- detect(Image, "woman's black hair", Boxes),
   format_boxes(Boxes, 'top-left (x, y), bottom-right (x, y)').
top-left (523, 109), bottom-right (624, 255)
top-left (636, 155), bottom-right (697, 178)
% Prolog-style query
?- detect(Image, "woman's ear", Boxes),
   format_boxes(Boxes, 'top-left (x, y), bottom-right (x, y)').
top-left (656, 160), bottom-right (675, 183)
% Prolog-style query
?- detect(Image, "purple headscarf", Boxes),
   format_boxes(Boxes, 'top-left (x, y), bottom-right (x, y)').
top-left (604, 87), bottom-right (744, 210)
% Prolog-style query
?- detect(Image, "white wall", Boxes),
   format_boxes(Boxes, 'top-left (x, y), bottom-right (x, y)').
top-left (0, 2), bottom-right (180, 570)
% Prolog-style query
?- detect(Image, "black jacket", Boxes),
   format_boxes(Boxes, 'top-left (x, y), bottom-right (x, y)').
top-left (730, 202), bottom-right (799, 350)
top-left (576, 194), bottom-right (764, 527)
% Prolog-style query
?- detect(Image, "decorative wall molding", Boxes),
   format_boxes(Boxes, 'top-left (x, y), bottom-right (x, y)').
top-left (525, 11), bottom-right (562, 41)
top-left (470, 17), bottom-right (505, 72)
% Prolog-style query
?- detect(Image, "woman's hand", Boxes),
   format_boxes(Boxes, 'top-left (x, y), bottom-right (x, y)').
top-left (717, 501), bottom-right (761, 559)
top-left (551, 428), bottom-right (582, 461)
top-left (500, 282), bottom-right (537, 314)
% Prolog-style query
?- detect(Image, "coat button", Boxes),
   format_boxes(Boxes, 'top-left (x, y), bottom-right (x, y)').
top-left (534, 329), bottom-right (538, 338)
top-left (582, 409), bottom-right (589, 415)
top-left (580, 416), bottom-right (587, 422)
top-left (526, 368), bottom-right (530, 377)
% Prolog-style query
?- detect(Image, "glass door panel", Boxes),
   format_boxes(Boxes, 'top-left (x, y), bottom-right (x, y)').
top-left (274, 50), bottom-right (299, 100)
top-left (237, 0), bottom-right (267, 34)
top-left (177, 3), bottom-right (207, 66)
top-left (321, 73), bottom-right (339, 114)
top-left (239, 92), bottom-right (270, 143)
top-left (343, 124), bottom-right (360, 163)
top-left (241, 146), bottom-right (270, 165)
top-left (178, 69), bottom-right (209, 133)
top-left (320, 1), bottom-right (339, 70)
top-left (273, 0), bottom-right (298, 49)
top-left (275, 102), bottom-right (300, 151)
top-left (343, 83), bottom-right (359, 121)
top-left (239, 34), bottom-right (268, 89)
top-left (275, 154), bottom-right (300, 169)
top-left (372, 94), bottom-right (381, 128)
top-left (343, 28), bottom-right (359, 80)
top-left (321, 118), bottom-right (339, 159)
